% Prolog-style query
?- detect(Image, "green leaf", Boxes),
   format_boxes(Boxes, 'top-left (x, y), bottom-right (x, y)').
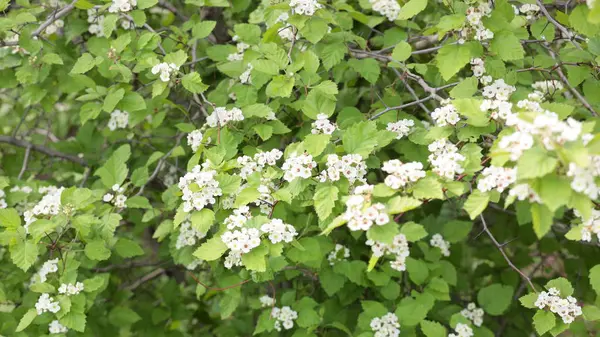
top-left (10, 240), bottom-right (38, 271)
top-left (235, 187), bottom-right (260, 207)
top-left (94, 144), bottom-right (130, 187)
top-left (517, 148), bottom-right (558, 179)
top-left (590, 265), bottom-right (600, 295)
top-left (406, 257), bottom-right (429, 285)
top-left (397, 0), bottom-right (427, 20)
top-left (391, 41), bottom-right (412, 62)
top-left (266, 75), bottom-right (294, 98)
top-left (16, 308), bottom-right (37, 332)
top-left (192, 21), bottom-right (216, 39)
top-left (342, 121), bottom-right (379, 157)
top-left (70, 53), bottom-right (95, 74)
top-left (191, 209), bottom-right (215, 233)
top-left (193, 236), bottom-right (227, 261)
top-left (546, 277), bottom-right (573, 297)
top-left (108, 306), bottom-right (141, 326)
top-left (412, 177), bottom-right (444, 199)
top-left (118, 92), bottom-right (146, 112)
top-left (303, 134), bottom-right (330, 156)
top-left (463, 190), bottom-right (489, 220)
top-left (477, 284), bottom-right (514, 316)
top-left (441, 220), bottom-right (473, 243)
top-left (313, 184), bottom-right (339, 220)
top-left (519, 293), bottom-right (538, 309)
top-left (453, 98), bottom-right (488, 126)
top-left (489, 31), bottom-right (525, 61)
top-left (137, 0), bottom-right (158, 10)
top-left (241, 245), bottom-right (268, 272)
top-left (300, 18), bottom-right (328, 44)
top-left (400, 222), bottom-right (428, 241)
top-left (319, 42), bottom-right (346, 70)
top-left (387, 196), bottom-right (422, 214)
top-left (531, 203), bottom-right (553, 238)
top-left (533, 310), bottom-right (556, 335)
top-left (103, 88), bottom-right (125, 112)
top-left (420, 320), bottom-right (446, 337)
top-left (319, 267), bottom-right (345, 296)
top-left (115, 238), bottom-right (144, 258)
top-left (348, 58), bottom-right (380, 84)
top-left (42, 53), bottom-right (64, 65)
top-left (450, 77), bottom-right (478, 98)
top-left (182, 72), bottom-right (209, 94)
top-left (60, 311), bottom-right (87, 332)
top-left (126, 196), bottom-right (152, 209)
top-left (0, 208), bottom-right (21, 229)
top-left (85, 240), bottom-right (111, 261)
top-left (436, 44), bottom-right (471, 80)
top-left (583, 305), bottom-right (600, 321)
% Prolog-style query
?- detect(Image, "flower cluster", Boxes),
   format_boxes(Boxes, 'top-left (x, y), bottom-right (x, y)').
top-left (260, 295), bottom-right (275, 307)
top-left (35, 293), bottom-right (60, 315)
top-left (535, 287), bottom-right (582, 323)
top-left (282, 152), bottom-right (317, 182)
top-left (49, 320), bottom-right (68, 334)
top-left (109, 0), bottom-right (136, 13)
top-left (187, 130), bottom-right (204, 152)
top-left (519, 4), bottom-right (540, 20)
top-left (178, 166), bottom-right (222, 212)
top-left (240, 63), bottom-right (253, 84)
top-left (532, 80), bottom-right (564, 96)
top-left (370, 312), bottom-right (401, 337)
top-left (344, 185), bottom-right (390, 231)
top-left (0, 190), bottom-right (6, 209)
top-left (459, 3), bottom-right (493, 43)
top-left (497, 131), bottom-right (534, 161)
top-left (327, 244), bottom-right (350, 265)
top-left (461, 303), bottom-right (484, 327)
top-left (175, 221), bottom-right (207, 249)
top-left (369, 0), bottom-right (401, 21)
top-left (37, 258), bottom-right (59, 283)
top-left (103, 184), bottom-right (128, 208)
top-left (381, 159), bottom-right (426, 189)
top-left (58, 282), bottom-right (84, 296)
top-left (23, 186), bottom-right (64, 232)
top-left (575, 209), bottom-right (600, 242)
top-left (477, 166), bottom-right (517, 193)
top-left (222, 227), bottom-right (261, 268)
top-left (272, 306), bottom-right (298, 331)
top-left (367, 234), bottom-right (410, 271)
top-left (427, 139), bottom-right (465, 179)
top-left (470, 58), bottom-right (492, 85)
top-left (108, 109), bottom-right (129, 131)
top-left (311, 113), bottom-right (338, 135)
top-left (227, 39), bottom-right (250, 61)
top-left (386, 119), bottom-right (414, 139)
top-left (449, 323), bottom-right (474, 337)
top-left (206, 107), bottom-right (244, 127)
top-left (430, 234), bottom-right (450, 257)
top-left (152, 63), bottom-right (179, 82)
top-left (237, 149), bottom-right (283, 179)
top-left (508, 184), bottom-right (541, 203)
top-left (87, 9), bottom-right (132, 36)
top-left (44, 19), bottom-right (64, 35)
top-left (482, 79), bottom-right (516, 103)
top-left (318, 154), bottom-right (367, 185)
top-left (431, 102), bottom-right (460, 127)
top-left (261, 218), bottom-right (297, 244)
top-left (289, 0), bottom-right (322, 16)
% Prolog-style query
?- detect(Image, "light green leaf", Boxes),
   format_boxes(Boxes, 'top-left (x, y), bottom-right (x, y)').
top-left (70, 53), bottom-right (95, 74)
top-left (85, 240), bottom-right (111, 261)
top-left (313, 184), bottom-right (339, 220)
top-left (266, 75), bottom-right (294, 98)
top-left (397, 0), bottom-right (427, 20)
top-left (463, 190), bottom-right (489, 220)
top-left (182, 72), bottom-right (209, 94)
top-left (436, 44), bottom-right (471, 80)
top-left (533, 310), bottom-right (556, 335)
top-left (193, 236), bottom-right (227, 261)
top-left (0, 208), bottom-right (21, 229)
top-left (342, 121), bottom-right (379, 157)
top-left (16, 308), bottom-right (37, 332)
top-left (103, 88), bottom-right (125, 112)
top-left (477, 284), bottom-right (513, 315)
top-left (193, 21), bottom-right (216, 39)
top-left (10, 240), bottom-right (38, 271)
top-left (114, 238), bottom-right (144, 258)
top-left (391, 41), bottom-right (412, 62)
top-left (191, 209), bottom-right (215, 233)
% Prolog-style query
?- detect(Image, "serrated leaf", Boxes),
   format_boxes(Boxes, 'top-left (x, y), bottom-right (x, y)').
top-left (313, 184), bottom-right (339, 220)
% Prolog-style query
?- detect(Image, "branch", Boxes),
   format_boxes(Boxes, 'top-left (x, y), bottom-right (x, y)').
top-left (536, 0), bottom-right (581, 49)
top-left (0, 135), bottom-right (88, 166)
top-left (121, 268), bottom-right (165, 291)
top-left (187, 272), bottom-right (250, 292)
top-left (479, 214), bottom-right (537, 292)
top-left (369, 95), bottom-right (435, 120)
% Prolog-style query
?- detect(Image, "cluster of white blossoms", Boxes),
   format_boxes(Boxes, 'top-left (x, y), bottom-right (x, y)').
top-left (532, 80), bottom-right (564, 96)
top-left (175, 221), bottom-right (207, 249)
top-left (367, 234), bottom-right (410, 271)
top-left (449, 323), bottom-right (474, 337)
top-left (240, 63), bottom-right (253, 84)
top-left (461, 303), bottom-right (484, 327)
top-left (575, 209), bottom-right (600, 242)
top-left (178, 166), bottom-right (222, 212)
top-left (272, 306), bottom-right (298, 331)
top-left (260, 218), bottom-right (297, 244)
top-left (480, 81), bottom-right (515, 121)
top-left (370, 312), bottom-right (401, 337)
top-left (10, 185), bottom-right (33, 193)
top-left (519, 4), bottom-right (540, 20)
top-left (427, 139), bottom-right (465, 180)
top-left (237, 149), bottom-right (283, 179)
top-left (187, 130), bottom-right (204, 152)
top-left (318, 154), bottom-right (367, 185)
top-left (476, 166), bottom-right (517, 193)
top-left (311, 113), bottom-right (338, 135)
top-left (109, 0), bottom-right (136, 13)
top-left (282, 152), bottom-right (317, 182)
top-left (470, 58), bottom-right (492, 85)
top-left (382, 159), bottom-right (426, 189)
top-left (459, 3), bottom-right (493, 43)
top-left (58, 282), bottom-right (84, 296)
top-left (327, 244), bottom-right (350, 265)
top-left (482, 79), bottom-right (516, 102)
top-left (508, 183), bottom-right (541, 203)
top-left (206, 107), bottom-right (244, 127)
top-left (535, 287), bottom-right (582, 324)
top-left (37, 258), bottom-right (59, 283)
top-left (289, 0), bottom-right (322, 16)
top-left (87, 9), bottom-right (105, 36)
top-left (497, 131), bottom-right (534, 161)
top-left (259, 295), bottom-right (275, 307)
top-left (369, 0), bottom-right (401, 21)
top-left (103, 184), bottom-right (128, 208)
top-left (35, 293), bottom-right (61, 315)
top-left (0, 190), bottom-right (6, 209)
top-left (23, 186), bottom-right (64, 232)
top-left (49, 320), bottom-right (68, 334)
top-left (185, 259), bottom-right (204, 270)
top-left (108, 109), bottom-right (129, 131)
top-left (430, 234), bottom-right (450, 257)
top-left (221, 207), bottom-right (261, 268)
top-left (152, 62), bottom-right (179, 82)
top-left (227, 39), bottom-right (250, 61)
top-left (431, 102), bottom-right (460, 127)
top-left (344, 185), bottom-right (390, 231)
top-left (386, 119), bottom-right (414, 139)
top-left (44, 19), bottom-right (64, 35)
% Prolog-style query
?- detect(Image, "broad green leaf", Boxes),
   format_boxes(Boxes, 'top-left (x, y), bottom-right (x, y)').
top-left (193, 236), bottom-right (227, 261)
top-left (533, 310), bottom-right (556, 335)
top-left (266, 75), bottom-right (294, 98)
top-left (16, 308), bottom-right (36, 332)
top-left (10, 240), bottom-right (38, 271)
top-left (85, 240), bottom-right (111, 261)
top-left (313, 184), bottom-right (339, 220)
top-left (436, 44), bottom-right (471, 80)
top-left (397, 0), bottom-right (427, 20)
top-left (0, 208), bottom-right (20, 229)
top-left (70, 53), bottom-right (95, 74)
top-left (477, 284), bottom-right (513, 315)
top-left (182, 72), bottom-right (209, 94)
top-left (114, 238), bottom-right (144, 258)
top-left (191, 209), bottom-right (215, 233)
top-left (342, 121), bottom-right (379, 157)
top-left (463, 190), bottom-right (489, 220)
top-left (391, 41), bottom-right (412, 62)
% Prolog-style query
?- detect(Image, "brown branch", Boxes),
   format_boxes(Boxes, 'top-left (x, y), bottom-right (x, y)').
top-left (121, 268), bottom-right (165, 291)
top-left (0, 135), bottom-right (88, 166)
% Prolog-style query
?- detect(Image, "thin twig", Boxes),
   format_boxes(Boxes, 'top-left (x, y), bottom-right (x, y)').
top-left (18, 145), bottom-right (32, 180)
top-left (0, 135), bottom-right (88, 166)
top-left (121, 268), bottom-right (165, 291)
top-left (368, 95), bottom-right (435, 120)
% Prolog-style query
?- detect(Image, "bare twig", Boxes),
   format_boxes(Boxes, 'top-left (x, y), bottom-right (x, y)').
top-left (18, 146), bottom-right (32, 180)
top-left (369, 95), bottom-right (435, 120)
top-left (536, 0), bottom-right (581, 49)
top-left (121, 268), bottom-right (166, 291)
top-left (0, 135), bottom-right (88, 166)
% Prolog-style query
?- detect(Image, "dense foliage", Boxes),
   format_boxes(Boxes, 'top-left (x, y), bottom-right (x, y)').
top-left (3, 0), bottom-right (600, 336)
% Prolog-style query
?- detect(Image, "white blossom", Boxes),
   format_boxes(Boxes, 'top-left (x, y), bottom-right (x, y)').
top-left (508, 184), bottom-right (541, 203)
top-left (370, 312), bottom-right (400, 337)
top-left (187, 130), bottom-right (204, 152)
top-left (431, 103), bottom-right (460, 127)
top-left (260, 295), bottom-right (275, 307)
top-left (109, 0), bottom-right (137, 13)
top-left (449, 323), bottom-right (474, 337)
top-left (289, 0), bottom-right (322, 16)
top-left (430, 233), bottom-right (450, 257)
top-left (108, 109), bottom-right (129, 131)
top-left (498, 131), bottom-right (534, 161)
top-left (369, 0), bottom-right (401, 21)
top-left (272, 306), bottom-right (298, 331)
top-left (343, 185), bottom-right (389, 231)
top-left (240, 63), bottom-right (253, 84)
top-left (37, 258), bottom-right (59, 283)
top-left (311, 113), bottom-right (337, 135)
top-left (49, 320), bottom-right (68, 334)
top-left (461, 303), bottom-right (484, 327)
top-left (327, 244), bottom-right (350, 265)
top-left (35, 293), bottom-right (61, 315)
top-left (282, 152), bottom-right (317, 182)
top-left (58, 282), bottom-right (84, 296)
top-left (151, 62), bottom-right (179, 82)
top-left (44, 19), bottom-right (64, 35)
top-left (261, 218), bottom-right (297, 244)
top-left (206, 107), bottom-right (244, 127)
top-left (386, 119), bottom-right (414, 139)
top-left (575, 209), bottom-right (600, 242)
top-left (428, 139), bottom-right (465, 179)
top-left (367, 234), bottom-right (410, 271)
top-left (318, 154), bottom-right (367, 185)
top-left (23, 186), bottom-right (64, 233)
top-left (176, 221), bottom-right (206, 249)
top-left (519, 4), bottom-right (540, 20)
top-left (178, 166), bottom-right (222, 212)
top-left (477, 166), bottom-right (517, 193)
top-left (534, 288), bottom-right (582, 324)
top-left (382, 159), bottom-right (426, 189)
top-left (237, 149), bottom-right (283, 179)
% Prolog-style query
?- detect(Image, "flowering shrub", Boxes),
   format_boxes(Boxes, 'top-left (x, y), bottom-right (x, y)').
top-left (3, 0), bottom-right (600, 336)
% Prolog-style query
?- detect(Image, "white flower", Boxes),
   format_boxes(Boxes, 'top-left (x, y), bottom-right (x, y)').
top-left (327, 244), bottom-right (350, 265)
top-left (318, 154), bottom-right (367, 185)
top-left (382, 160), bottom-right (426, 189)
top-left (386, 119), bottom-right (414, 139)
top-left (449, 323), bottom-right (474, 337)
top-left (461, 303), bottom-right (484, 327)
top-left (37, 258), bottom-right (59, 283)
top-left (370, 312), bottom-right (400, 337)
top-left (237, 149), bottom-right (283, 179)
top-left (58, 282), bottom-right (84, 296)
top-left (567, 156), bottom-right (600, 199)
top-left (151, 62), bottom-right (179, 82)
top-left (534, 288), bottom-right (582, 324)
top-left (240, 63), bottom-right (253, 84)
top-left (498, 131), bottom-right (534, 161)
top-left (427, 139), bottom-right (465, 179)
top-left (272, 306), bottom-right (298, 331)
top-left (430, 234), bottom-right (450, 257)
top-left (49, 320), bottom-right (68, 334)
top-left (260, 295), bottom-right (275, 307)
top-left (476, 166), bottom-right (517, 193)
top-left (367, 234), bottom-right (409, 271)
top-left (344, 185), bottom-right (389, 231)
top-left (369, 0), bottom-right (401, 21)
top-left (187, 130), bottom-right (204, 152)
top-left (508, 184), bottom-right (541, 203)
top-left (260, 218), bottom-right (297, 244)
top-left (178, 166), bottom-right (222, 212)
top-left (575, 209), bottom-right (600, 242)
top-left (23, 186), bottom-right (64, 233)
top-left (35, 293), bottom-right (61, 315)
top-left (311, 113), bottom-right (338, 135)
top-left (282, 152), bottom-right (316, 182)
top-left (109, 0), bottom-right (137, 13)
top-left (108, 109), bottom-right (129, 131)
top-left (289, 0), bottom-right (322, 16)
top-left (431, 103), bottom-right (460, 126)
top-left (206, 107), bottom-right (244, 127)
top-left (176, 221), bottom-right (207, 249)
